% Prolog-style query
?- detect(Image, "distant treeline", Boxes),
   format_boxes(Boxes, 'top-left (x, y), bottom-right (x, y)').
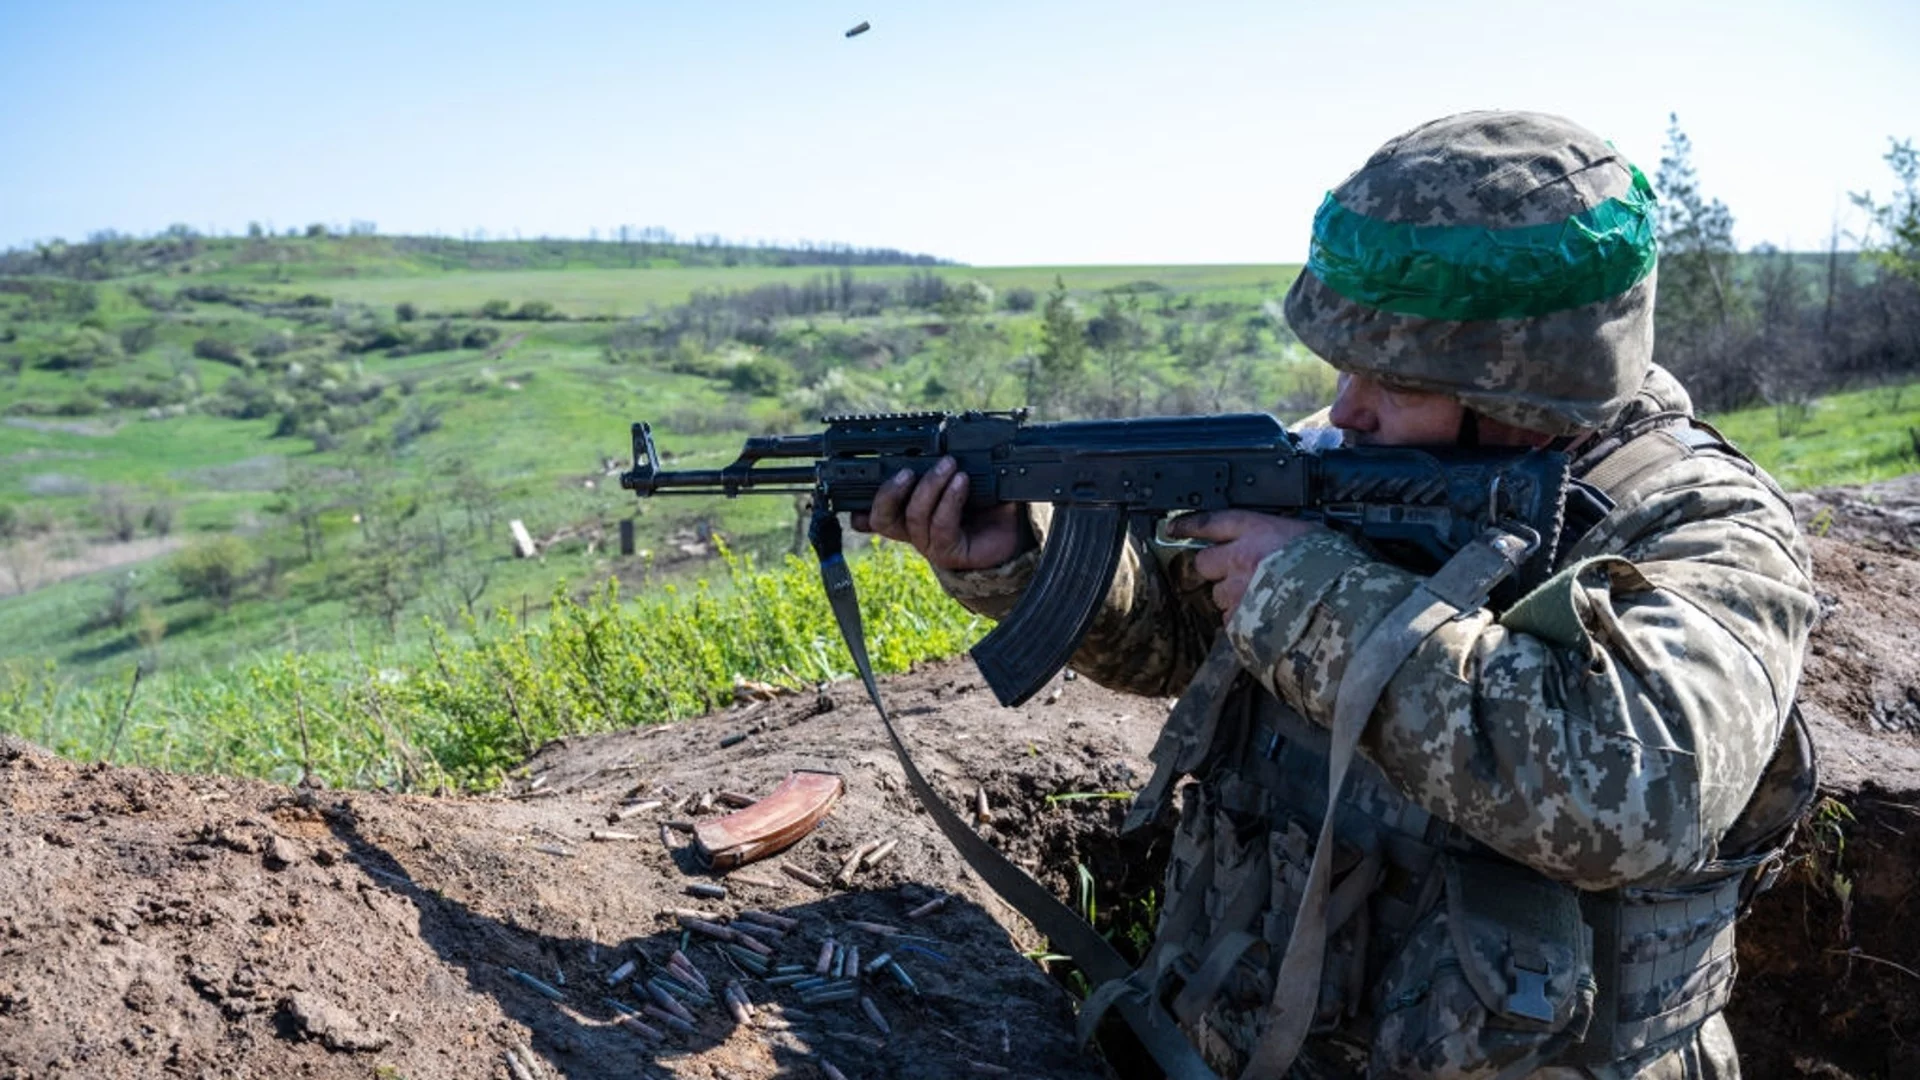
top-left (0, 222), bottom-right (948, 282)
top-left (1650, 120), bottom-right (1919, 424)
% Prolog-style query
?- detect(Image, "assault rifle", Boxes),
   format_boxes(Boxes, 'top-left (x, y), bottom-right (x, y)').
top-left (620, 409), bottom-right (1570, 707)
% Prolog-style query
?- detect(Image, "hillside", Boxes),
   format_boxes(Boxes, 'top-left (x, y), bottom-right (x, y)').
top-left (0, 239), bottom-right (1313, 697)
top-left (2, 481), bottom-right (1919, 1080)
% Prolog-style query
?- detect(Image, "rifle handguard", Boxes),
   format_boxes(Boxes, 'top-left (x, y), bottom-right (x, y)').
top-left (693, 769), bottom-right (845, 870)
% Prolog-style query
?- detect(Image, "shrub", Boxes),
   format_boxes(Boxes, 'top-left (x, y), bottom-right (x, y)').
top-left (511, 300), bottom-right (557, 321)
top-left (252, 330), bottom-right (295, 359)
top-left (461, 325), bottom-right (501, 349)
top-left (193, 337), bottom-right (245, 366)
top-left (1003, 286), bottom-right (1038, 312)
top-left (119, 322), bottom-right (159, 355)
top-left (54, 392), bottom-right (106, 416)
top-left (395, 301), bottom-right (418, 322)
top-left (134, 605), bottom-right (167, 655)
top-left (390, 401), bottom-right (443, 448)
top-left (180, 285), bottom-right (237, 304)
top-left (142, 502), bottom-right (175, 538)
top-left (348, 326), bottom-right (413, 353)
top-left (40, 328), bottom-right (122, 371)
top-left (478, 299), bottom-right (512, 319)
top-left (101, 378), bottom-right (191, 410)
top-left (729, 354), bottom-right (796, 396)
top-left (170, 535), bottom-right (255, 610)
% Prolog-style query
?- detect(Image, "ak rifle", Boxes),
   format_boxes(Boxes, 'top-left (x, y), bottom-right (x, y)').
top-left (619, 409), bottom-right (1569, 708)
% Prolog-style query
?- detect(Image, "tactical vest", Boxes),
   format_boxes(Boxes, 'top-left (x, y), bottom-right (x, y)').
top-left (1123, 416), bottom-right (1818, 1079)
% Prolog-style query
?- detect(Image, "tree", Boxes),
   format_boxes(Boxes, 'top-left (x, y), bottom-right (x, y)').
top-left (171, 536), bottom-right (255, 611)
top-left (938, 280), bottom-right (1003, 406)
top-left (1087, 291), bottom-right (1146, 416)
top-left (269, 462), bottom-right (333, 563)
top-left (1653, 114), bottom-right (1747, 408)
top-left (1035, 276), bottom-right (1088, 410)
top-left (1853, 138), bottom-right (1920, 287)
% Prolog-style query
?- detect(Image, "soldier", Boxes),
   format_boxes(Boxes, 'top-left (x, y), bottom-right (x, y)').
top-left (857, 111), bottom-right (1817, 1079)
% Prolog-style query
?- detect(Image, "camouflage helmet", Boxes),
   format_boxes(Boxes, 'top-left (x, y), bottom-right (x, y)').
top-left (1283, 111), bottom-right (1658, 436)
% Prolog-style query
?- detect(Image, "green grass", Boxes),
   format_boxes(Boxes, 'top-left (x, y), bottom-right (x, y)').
top-left (1, 539), bottom-right (981, 791)
top-left (1707, 382), bottom-right (1920, 489)
top-left (299, 264), bottom-right (1303, 318)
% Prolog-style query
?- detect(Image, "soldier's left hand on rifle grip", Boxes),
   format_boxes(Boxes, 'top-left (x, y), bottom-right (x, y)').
top-left (1166, 510), bottom-right (1323, 616)
top-left (852, 456), bottom-right (1029, 572)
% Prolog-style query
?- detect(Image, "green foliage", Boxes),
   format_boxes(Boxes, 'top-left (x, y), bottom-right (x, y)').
top-left (479, 299), bottom-right (513, 319)
top-left (1708, 377), bottom-right (1920, 488)
top-left (1654, 115), bottom-right (1741, 381)
top-left (727, 353), bottom-right (795, 396)
top-left (2, 540), bottom-right (981, 791)
top-left (1852, 138), bottom-right (1920, 287)
top-left (1037, 275), bottom-right (1089, 403)
top-left (193, 337), bottom-right (246, 367)
top-left (170, 534), bottom-right (255, 611)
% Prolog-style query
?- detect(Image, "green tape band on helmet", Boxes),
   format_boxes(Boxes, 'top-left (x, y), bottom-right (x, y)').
top-left (1306, 164), bottom-right (1658, 322)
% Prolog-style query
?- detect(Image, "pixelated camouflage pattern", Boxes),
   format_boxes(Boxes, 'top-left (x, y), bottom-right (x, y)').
top-left (1284, 111), bottom-right (1655, 437)
top-left (1226, 368), bottom-right (1814, 892)
top-left (932, 367), bottom-right (1809, 1077)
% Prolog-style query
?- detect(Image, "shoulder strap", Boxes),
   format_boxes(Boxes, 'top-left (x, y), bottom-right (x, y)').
top-left (807, 509), bottom-right (1221, 1080)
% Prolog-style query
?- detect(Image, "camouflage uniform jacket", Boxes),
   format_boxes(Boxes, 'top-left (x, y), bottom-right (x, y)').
top-left (934, 366), bottom-right (1817, 1078)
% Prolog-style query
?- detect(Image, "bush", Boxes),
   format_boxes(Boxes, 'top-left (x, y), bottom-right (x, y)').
top-left (729, 354), bottom-right (796, 396)
top-left (347, 326), bottom-right (413, 353)
top-left (40, 328), bottom-right (122, 371)
top-left (142, 502), bottom-right (174, 537)
top-left (391, 401), bottom-right (443, 448)
top-left (253, 330), bottom-right (295, 359)
top-left (0, 503), bottom-right (16, 540)
top-left (54, 392), bottom-right (106, 416)
top-left (193, 337), bottom-right (245, 366)
top-left (119, 322), bottom-right (159, 355)
top-left (395, 301), bottom-right (418, 322)
top-left (180, 285), bottom-right (237, 305)
top-left (461, 325), bottom-right (500, 349)
top-left (1003, 286), bottom-right (1038, 312)
top-left (478, 299), bottom-right (512, 319)
top-left (171, 535), bottom-right (255, 611)
top-left (100, 378), bottom-right (190, 410)
top-left (511, 300), bottom-right (558, 321)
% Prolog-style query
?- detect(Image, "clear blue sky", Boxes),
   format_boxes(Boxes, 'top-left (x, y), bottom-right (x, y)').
top-left (2, 0), bottom-right (1915, 265)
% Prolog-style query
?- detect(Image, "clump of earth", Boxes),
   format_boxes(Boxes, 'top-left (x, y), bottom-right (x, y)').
top-left (4, 477), bottom-right (1919, 1080)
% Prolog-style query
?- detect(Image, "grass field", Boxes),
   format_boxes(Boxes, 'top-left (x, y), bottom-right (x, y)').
top-left (1708, 382), bottom-right (1920, 489)
top-left (303, 263), bottom-right (1302, 317)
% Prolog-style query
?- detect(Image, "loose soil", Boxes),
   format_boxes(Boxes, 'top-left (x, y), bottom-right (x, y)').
top-left (4, 478), bottom-right (1920, 1080)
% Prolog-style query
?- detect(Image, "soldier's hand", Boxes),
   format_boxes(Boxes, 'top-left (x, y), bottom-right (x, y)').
top-left (1166, 510), bottom-right (1323, 616)
top-left (850, 456), bottom-right (1029, 572)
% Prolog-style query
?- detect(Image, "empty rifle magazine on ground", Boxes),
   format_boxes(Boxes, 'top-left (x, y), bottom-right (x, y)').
top-left (690, 770), bottom-right (845, 869)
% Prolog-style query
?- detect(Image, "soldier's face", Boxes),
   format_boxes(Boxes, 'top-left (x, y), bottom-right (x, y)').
top-left (1328, 372), bottom-right (1467, 447)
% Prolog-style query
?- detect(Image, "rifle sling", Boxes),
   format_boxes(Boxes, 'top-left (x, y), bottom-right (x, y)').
top-left (809, 510), bottom-right (1220, 1080)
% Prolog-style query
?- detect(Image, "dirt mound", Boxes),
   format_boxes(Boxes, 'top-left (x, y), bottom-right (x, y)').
top-left (3, 481), bottom-right (1920, 1080)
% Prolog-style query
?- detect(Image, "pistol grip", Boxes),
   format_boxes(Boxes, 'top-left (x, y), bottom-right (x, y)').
top-left (970, 505), bottom-right (1131, 706)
